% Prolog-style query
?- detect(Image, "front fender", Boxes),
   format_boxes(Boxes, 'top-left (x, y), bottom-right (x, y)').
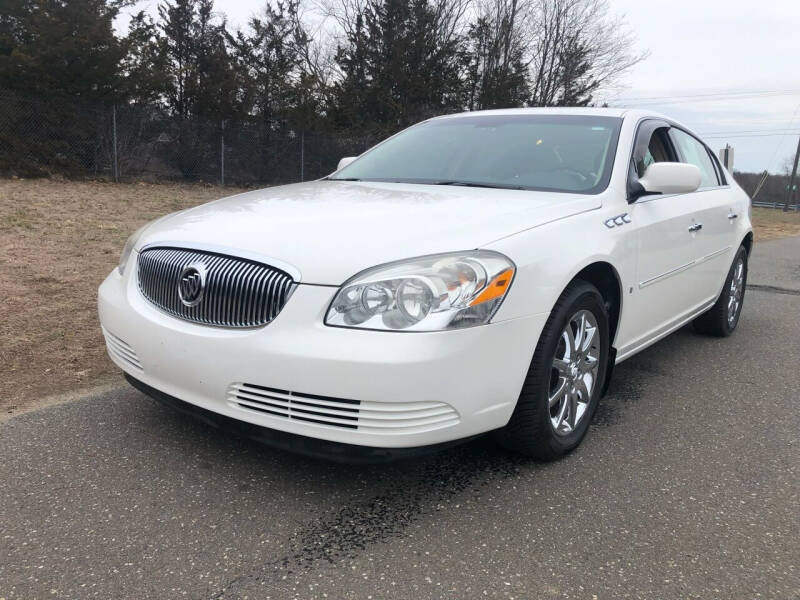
top-left (485, 208), bottom-right (636, 326)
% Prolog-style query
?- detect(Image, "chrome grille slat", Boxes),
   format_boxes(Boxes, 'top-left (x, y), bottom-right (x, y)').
top-left (247, 264), bottom-right (267, 327)
top-left (204, 254), bottom-right (226, 325)
top-left (162, 249), bottom-right (176, 311)
top-left (262, 271), bottom-right (279, 327)
top-left (216, 256), bottom-right (236, 325)
top-left (207, 255), bottom-right (224, 325)
top-left (236, 263), bottom-right (260, 326)
top-left (157, 249), bottom-right (170, 309)
top-left (222, 259), bottom-right (245, 326)
top-left (137, 247), bottom-right (294, 328)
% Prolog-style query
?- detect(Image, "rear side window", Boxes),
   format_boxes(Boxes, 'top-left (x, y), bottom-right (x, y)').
top-left (670, 129), bottom-right (719, 188)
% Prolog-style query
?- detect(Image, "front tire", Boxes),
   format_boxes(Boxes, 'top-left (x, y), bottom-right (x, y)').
top-left (693, 245), bottom-right (748, 337)
top-left (496, 280), bottom-right (610, 460)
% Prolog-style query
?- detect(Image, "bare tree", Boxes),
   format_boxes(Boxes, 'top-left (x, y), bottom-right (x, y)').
top-left (781, 153), bottom-right (796, 177)
top-left (429, 0), bottom-right (472, 46)
top-left (528, 0), bottom-right (646, 106)
top-left (306, 0), bottom-right (647, 119)
top-left (311, 0), bottom-right (370, 44)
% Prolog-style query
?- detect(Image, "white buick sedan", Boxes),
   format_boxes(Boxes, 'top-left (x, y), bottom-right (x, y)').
top-left (98, 108), bottom-right (752, 461)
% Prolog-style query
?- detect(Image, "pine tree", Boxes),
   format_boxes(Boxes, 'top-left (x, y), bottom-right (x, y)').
top-left (159, 0), bottom-right (197, 119)
top-left (465, 11), bottom-right (530, 110)
top-left (334, 0), bottom-right (466, 134)
top-left (0, 0), bottom-right (125, 100)
top-left (234, 0), bottom-right (305, 124)
top-left (121, 12), bottom-right (170, 105)
top-left (556, 38), bottom-right (598, 106)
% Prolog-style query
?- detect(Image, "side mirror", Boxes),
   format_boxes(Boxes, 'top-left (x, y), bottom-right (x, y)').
top-left (337, 156), bottom-right (357, 171)
top-left (633, 162), bottom-right (701, 201)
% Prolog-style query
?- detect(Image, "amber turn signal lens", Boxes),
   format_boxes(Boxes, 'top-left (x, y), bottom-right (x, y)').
top-left (469, 268), bottom-right (514, 306)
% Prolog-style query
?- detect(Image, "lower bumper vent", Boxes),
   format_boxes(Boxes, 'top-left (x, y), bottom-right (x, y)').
top-left (102, 328), bottom-right (143, 372)
top-left (228, 383), bottom-right (459, 434)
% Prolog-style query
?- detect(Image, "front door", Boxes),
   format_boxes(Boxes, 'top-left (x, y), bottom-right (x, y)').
top-left (628, 194), bottom-right (704, 346)
top-left (618, 120), bottom-right (709, 355)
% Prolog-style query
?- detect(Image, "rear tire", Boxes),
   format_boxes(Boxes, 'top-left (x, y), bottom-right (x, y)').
top-left (693, 245), bottom-right (748, 337)
top-left (496, 280), bottom-right (610, 460)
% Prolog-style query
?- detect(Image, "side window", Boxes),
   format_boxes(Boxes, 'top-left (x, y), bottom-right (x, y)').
top-left (670, 129), bottom-right (719, 188)
top-left (628, 120), bottom-right (679, 199)
top-left (637, 129), bottom-right (672, 177)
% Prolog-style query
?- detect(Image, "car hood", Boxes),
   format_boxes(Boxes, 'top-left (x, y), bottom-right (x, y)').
top-left (137, 180), bottom-right (600, 285)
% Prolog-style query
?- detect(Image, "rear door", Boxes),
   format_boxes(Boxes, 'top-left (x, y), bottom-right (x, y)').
top-left (668, 128), bottom-right (735, 303)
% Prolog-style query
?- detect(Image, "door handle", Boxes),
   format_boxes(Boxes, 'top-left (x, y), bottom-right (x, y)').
top-left (728, 212), bottom-right (739, 220)
top-left (688, 223), bottom-right (703, 232)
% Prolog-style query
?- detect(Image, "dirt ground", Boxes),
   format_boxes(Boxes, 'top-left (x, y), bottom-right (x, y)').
top-left (2, 178), bottom-right (799, 418)
top-left (0, 178), bottom-right (247, 418)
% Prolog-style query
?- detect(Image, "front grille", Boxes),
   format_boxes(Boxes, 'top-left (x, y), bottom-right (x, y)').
top-left (137, 247), bottom-right (294, 328)
top-left (228, 383), bottom-right (460, 433)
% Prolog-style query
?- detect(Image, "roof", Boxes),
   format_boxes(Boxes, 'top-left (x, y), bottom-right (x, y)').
top-left (425, 106), bottom-right (717, 143)
top-left (434, 106), bottom-right (631, 120)
top-left (431, 106), bottom-right (691, 132)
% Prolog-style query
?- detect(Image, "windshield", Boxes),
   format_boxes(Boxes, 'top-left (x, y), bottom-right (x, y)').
top-left (329, 114), bottom-right (622, 194)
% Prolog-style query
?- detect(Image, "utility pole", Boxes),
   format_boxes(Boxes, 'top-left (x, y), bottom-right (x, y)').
top-left (751, 170), bottom-right (769, 201)
top-left (784, 136), bottom-right (800, 211)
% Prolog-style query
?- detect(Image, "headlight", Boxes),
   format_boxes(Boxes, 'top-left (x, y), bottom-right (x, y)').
top-left (118, 223), bottom-right (150, 275)
top-left (325, 251), bottom-right (515, 331)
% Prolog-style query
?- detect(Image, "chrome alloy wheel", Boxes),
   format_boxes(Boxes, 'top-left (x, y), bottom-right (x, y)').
top-left (548, 310), bottom-right (601, 436)
top-left (727, 258), bottom-right (745, 326)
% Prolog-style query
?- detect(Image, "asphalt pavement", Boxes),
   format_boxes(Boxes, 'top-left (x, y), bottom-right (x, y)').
top-left (1, 238), bottom-right (798, 599)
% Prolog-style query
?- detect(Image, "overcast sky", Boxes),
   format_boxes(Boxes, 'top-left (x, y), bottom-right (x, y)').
top-left (117, 0), bottom-right (800, 173)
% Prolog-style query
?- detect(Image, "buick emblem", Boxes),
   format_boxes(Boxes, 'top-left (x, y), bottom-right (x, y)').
top-left (178, 263), bottom-right (206, 307)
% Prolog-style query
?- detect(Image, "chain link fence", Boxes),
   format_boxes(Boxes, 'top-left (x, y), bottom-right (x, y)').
top-left (0, 89), bottom-right (377, 186)
top-left (4, 87), bottom-right (799, 210)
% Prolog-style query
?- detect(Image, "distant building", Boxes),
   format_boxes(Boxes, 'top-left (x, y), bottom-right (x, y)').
top-left (718, 145), bottom-right (734, 171)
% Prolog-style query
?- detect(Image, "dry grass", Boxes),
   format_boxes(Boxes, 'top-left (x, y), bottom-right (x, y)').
top-left (751, 206), bottom-right (800, 241)
top-left (1, 179), bottom-right (798, 417)
top-left (0, 178), bottom-right (246, 418)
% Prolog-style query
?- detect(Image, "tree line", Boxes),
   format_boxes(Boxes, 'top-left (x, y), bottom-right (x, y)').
top-left (0, 0), bottom-right (645, 180)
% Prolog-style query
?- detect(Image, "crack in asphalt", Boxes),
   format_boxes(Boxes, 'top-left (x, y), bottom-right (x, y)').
top-left (747, 283), bottom-right (800, 296)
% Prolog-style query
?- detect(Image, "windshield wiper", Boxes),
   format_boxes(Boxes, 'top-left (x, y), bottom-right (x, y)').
top-left (327, 177), bottom-right (362, 181)
top-left (433, 180), bottom-right (525, 190)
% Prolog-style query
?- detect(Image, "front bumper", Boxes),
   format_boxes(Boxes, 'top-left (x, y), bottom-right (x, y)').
top-left (98, 266), bottom-right (547, 449)
top-left (125, 373), bottom-right (480, 462)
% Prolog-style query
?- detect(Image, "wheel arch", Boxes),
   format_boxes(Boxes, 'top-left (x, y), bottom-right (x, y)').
top-left (741, 230), bottom-right (753, 256)
top-left (570, 261), bottom-right (623, 346)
